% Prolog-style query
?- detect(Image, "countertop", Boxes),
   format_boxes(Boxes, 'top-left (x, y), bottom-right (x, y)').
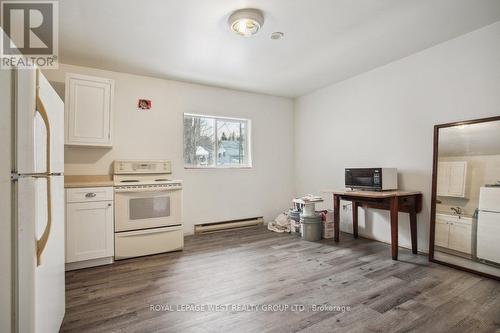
top-left (64, 175), bottom-right (114, 188)
top-left (436, 211), bottom-right (474, 219)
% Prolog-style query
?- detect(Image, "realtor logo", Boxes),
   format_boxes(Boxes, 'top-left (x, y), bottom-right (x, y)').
top-left (1, 1), bottom-right (58, 68)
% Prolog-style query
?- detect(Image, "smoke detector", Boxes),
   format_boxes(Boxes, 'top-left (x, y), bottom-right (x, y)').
top-left (270, 32), bottom-right (284, 40)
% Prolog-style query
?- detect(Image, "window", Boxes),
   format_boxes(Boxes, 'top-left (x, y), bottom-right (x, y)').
top-left (184, 113), bottom-right (251, 168)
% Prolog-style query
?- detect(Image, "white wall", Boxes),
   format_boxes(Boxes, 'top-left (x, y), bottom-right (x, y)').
top-left (295, 22), bottom-right (500, 253)
top-left (0, 69), bottom-right (12, 333)
top-left (43, 64), bottom-right (295, 235)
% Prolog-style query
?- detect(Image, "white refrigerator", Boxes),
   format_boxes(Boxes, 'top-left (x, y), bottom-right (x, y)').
top-left (10, 67), bottom-right (65, 332)
top-left (477, 186), bottom-right (500, 265)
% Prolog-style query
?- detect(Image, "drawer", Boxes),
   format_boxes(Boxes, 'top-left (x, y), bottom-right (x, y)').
top-left (66, 187), bottom-right (113, 203)
top-left (114, 226), bottom-right (183, 260)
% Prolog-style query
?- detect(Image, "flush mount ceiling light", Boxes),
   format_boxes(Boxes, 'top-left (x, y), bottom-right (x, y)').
top-left (228, 8), bottom-right (264, 37)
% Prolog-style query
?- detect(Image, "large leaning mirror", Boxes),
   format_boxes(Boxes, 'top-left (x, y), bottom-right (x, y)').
top-left (430, 116), bottom-right (500, 280)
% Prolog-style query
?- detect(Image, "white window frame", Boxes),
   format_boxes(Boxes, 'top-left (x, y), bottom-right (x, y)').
top-left (183, 113), bottom-right (252, 169)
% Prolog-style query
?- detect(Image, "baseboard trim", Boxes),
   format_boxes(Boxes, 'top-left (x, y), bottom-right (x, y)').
top-left (65, 257), bottom-right (114, 271)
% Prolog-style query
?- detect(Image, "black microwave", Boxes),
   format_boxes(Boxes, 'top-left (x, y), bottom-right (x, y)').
top-left (345, 168), bottom-right (398, 191)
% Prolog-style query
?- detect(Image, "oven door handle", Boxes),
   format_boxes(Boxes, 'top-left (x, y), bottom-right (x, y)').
top-left (114, 187), bottom-right (182, 193)
top-left (117, 226), bottom-right (183, 237)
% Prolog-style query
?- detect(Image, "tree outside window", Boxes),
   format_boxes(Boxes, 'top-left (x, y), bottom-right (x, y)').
top-left (184, 114), bottom-right (251, 168)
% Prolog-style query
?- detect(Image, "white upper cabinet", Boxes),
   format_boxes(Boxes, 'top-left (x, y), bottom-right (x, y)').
top-left (437, 161), bottom-right (468, 198)
top-left (65, 73), bottom-right (114, 147)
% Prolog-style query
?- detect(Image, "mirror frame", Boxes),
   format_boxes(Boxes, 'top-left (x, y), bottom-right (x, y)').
top-left (429, 115), bottom-right (500, 281)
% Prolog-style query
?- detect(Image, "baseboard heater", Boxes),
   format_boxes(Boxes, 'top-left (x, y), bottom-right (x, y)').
top-left (195, 217), bottom-right (264, 234)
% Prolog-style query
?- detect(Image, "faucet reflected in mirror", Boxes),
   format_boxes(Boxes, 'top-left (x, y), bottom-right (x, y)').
top-left (450, 206), bottom-right (463, 218)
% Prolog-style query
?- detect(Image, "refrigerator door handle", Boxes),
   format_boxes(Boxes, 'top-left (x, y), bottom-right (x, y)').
top-left (34, 69), bottom-right (53, 266)
top-left (33, 174), bottom-right (52, 266)
top-left (35, 69), bottom-right (52, 174)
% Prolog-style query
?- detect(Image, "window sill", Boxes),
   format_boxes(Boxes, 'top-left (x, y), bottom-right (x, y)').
top-left (184, 165), bottom-right (253, 169)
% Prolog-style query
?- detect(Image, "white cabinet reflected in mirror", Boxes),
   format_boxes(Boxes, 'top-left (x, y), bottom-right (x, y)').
top-left (430, 117), bottom-right (500, 280)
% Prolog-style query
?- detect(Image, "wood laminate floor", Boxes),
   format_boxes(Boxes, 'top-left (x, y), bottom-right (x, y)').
top-left (62, 227), bottom-right (500, 333)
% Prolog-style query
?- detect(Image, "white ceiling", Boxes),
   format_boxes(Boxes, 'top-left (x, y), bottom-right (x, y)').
top-left (59, 0), bottom-right (500, 97)
top-left (439, 120), bottom-right (500, 156)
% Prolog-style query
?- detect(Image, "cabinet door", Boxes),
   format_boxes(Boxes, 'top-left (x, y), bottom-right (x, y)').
top-left (436, 161), bottom-right (467, 197)
top-left (435, 220), bottom-right (450, 248)
top-left (66, 201), bottom-right (114, 263)
top-left (65, 73), bottom-right (114, 147)
top-left (436, 163), bottom-right (449, 196)
top-left (448, 222), bottom-right (471, 254)
top-left (447, 162), bottom-right (466, 197)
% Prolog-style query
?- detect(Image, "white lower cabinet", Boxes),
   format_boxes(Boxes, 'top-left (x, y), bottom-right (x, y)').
top-left (435, 220), bottom-right (450, 248)
top-left (448, 223), bottom-right (472, 253)
top-left (65, 187), bottom-right (114, 270)
top-left (435, 214), bottom-right (472, 254)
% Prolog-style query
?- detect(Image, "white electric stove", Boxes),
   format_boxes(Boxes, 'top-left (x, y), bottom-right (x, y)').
top-left (113, 160), bottom-right (183, 259)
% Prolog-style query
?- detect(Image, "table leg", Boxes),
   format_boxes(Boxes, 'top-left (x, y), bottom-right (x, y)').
top-left (352, 201), bottom-right (359, 238)
top-left (410, 207), bottom-right (418, 254)
top-left (390, 196), bottom-right (399, 260)
top-left (333, 195), bottom-right (340, 242)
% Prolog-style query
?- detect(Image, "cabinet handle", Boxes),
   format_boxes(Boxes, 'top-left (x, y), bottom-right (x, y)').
top-left (85, 192), bottom-right (97, 198)
top-left (107, 203), bottom-right (112, 207)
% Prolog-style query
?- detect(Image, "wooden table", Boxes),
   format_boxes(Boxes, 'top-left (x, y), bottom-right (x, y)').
top-left (324, 190), bottom-right (422, 260)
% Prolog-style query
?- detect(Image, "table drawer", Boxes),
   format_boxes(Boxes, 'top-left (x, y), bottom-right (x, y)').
top-left (66, 187), bottom-right (113, 203)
